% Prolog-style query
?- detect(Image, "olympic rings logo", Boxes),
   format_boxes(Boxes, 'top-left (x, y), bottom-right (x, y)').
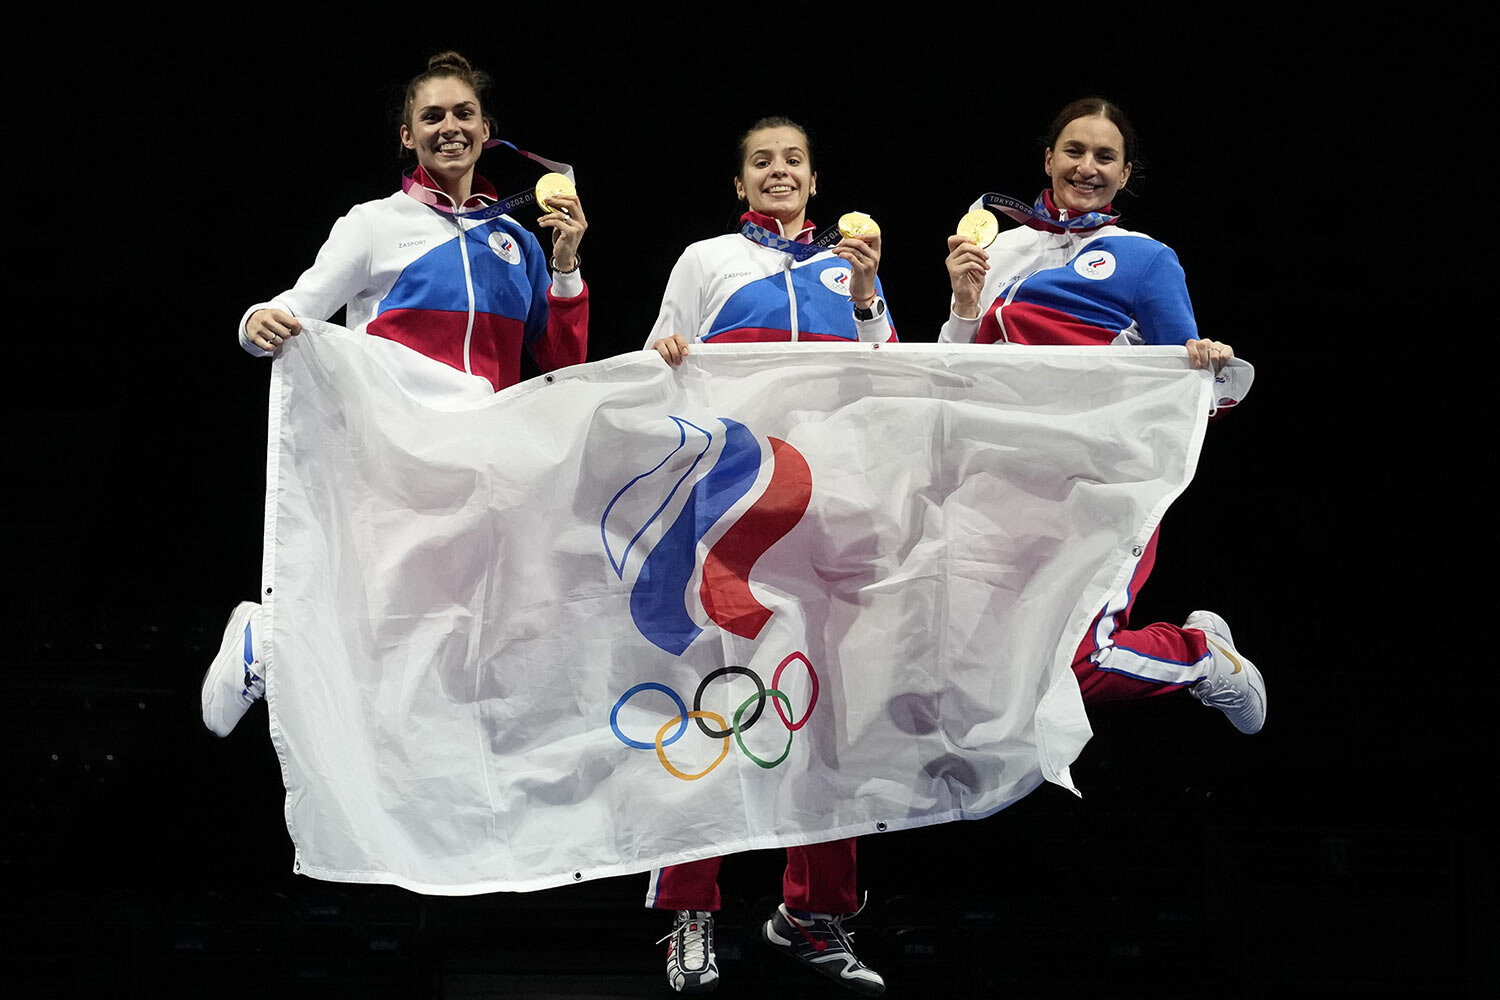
top-left (609, 652), bottom-right (819, 781)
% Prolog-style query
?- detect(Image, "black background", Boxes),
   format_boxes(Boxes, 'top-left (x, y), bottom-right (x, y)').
top-left (1, 14), bottom-right (1483, 998)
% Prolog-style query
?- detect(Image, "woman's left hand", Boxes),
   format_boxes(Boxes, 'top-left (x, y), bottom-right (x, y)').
top-left (540, 193), bottom-right (588, 271)
top-left (834, 234), bottom-right (881, 305)
top-left (1186, 338), bottom-right (1234, 372)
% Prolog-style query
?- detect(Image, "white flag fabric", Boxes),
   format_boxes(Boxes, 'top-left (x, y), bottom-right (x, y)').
top-left (263, 322), bottom-right (1225, 894)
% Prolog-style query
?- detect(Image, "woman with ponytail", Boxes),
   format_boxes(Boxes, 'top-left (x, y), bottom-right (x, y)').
top-left (203, 51), bottom-right (591, 738)
top-left (645, 116), bottom-right (889, 999)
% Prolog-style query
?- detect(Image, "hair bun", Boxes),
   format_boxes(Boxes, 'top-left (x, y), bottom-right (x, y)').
top-left (427, 51), bottom-right (473, 75)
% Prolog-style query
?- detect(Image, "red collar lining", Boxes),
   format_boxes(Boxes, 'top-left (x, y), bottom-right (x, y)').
top-left (741, 209), bottom-right (816, 243)
top-left (411, 165), bottom-right (499, 209)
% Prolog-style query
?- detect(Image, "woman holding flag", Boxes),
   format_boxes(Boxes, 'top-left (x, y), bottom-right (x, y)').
top-left (645, 116), bottom-right (890, 997)
top-left (939, 97), bottom-right (1266, 737)
top-left (202, 51), bottom-right (591, 738)
top-left (648, 116), bottom-right (895, 363)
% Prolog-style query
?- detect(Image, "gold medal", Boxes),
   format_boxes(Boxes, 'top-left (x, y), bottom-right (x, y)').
top-left (956, 209), bottom-right (999, 249)
top-left (838, 211), bottom-right (880, 239)
top-left (956, 208), bottom-right (998, 249)
top-left (535, 172), bottom-right (576, 215)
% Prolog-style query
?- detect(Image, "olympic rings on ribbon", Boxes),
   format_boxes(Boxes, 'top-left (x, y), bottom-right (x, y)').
top-left (609, 653), bottom-right (819, 780)
top-left (656, 710), bottom-right (729, 780)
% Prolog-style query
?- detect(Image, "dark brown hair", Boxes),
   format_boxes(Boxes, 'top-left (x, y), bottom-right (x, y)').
top-left (734, 116), bottom-right (815, 179)
top-left (401, 51), bottom-right (492, 132)
top-left (1044, 97), bottom-right (1138, 167)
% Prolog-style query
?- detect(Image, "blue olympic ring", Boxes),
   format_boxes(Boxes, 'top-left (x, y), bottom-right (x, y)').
top-left (610, 682), bottom-right (689, 750)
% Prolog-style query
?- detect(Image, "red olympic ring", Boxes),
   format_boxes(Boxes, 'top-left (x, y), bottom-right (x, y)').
top-left (771, 651), bottom-right (818, 731)
top-left (655, 710), bottom-right (730, 781)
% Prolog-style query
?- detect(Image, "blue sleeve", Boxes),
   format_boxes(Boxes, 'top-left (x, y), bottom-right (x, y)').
top-left (1131, 245), bottom-right (1198, 345)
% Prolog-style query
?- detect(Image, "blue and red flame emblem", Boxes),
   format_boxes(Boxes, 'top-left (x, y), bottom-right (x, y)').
top-left (601, 417), bottom-right (811, 655)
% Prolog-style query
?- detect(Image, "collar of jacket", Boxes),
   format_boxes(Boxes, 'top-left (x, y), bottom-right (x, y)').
top-left (740, 209), bottom-right (816, 243)
top-left (1025, 188), bottom-right (1118, 234)
top-left (403, 166), bottom-right (500, 211)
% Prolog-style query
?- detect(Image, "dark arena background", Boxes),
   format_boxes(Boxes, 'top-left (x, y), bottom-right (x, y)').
top-left (3, 17), bottom-right (1483, 999)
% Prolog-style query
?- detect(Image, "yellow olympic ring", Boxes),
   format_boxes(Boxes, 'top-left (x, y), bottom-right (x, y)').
top-left (655, 710), bottom-right (730, 781)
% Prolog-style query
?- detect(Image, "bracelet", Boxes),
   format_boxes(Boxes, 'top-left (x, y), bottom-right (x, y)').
top-left (552, 253), bottom-right (581, 275)
top-left (853, 297), bottom-right (885, 322)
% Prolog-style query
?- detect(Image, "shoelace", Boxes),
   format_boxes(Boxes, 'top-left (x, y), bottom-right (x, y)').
top-left (786, 912), bottom-right (829, 953)
top-left (242, 661), bottom-right (266, 702)
top-left (784, 893), bottom-right (869, 955)
top-left (1199, 636), bottom-right (1244, 700)
top-left (656, 912), bottom-right (709, 967)
top-left (240, 623), bottom-right (265, 701)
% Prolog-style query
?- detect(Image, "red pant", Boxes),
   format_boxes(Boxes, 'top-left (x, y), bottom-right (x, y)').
top-left (1071, 527), bottom-right (1208, 702)
top-left (646, 838), bottom-right (858, 914)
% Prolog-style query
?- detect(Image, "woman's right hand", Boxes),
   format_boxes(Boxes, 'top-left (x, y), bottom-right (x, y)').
top-left (539, 193), bottom-right (588, 272)
top-left (651, 334), bottom-right (690, 367)
top-left (246, 308), bottom-right (302, 353)
top-left (945, 234), bottom-right (990, 320)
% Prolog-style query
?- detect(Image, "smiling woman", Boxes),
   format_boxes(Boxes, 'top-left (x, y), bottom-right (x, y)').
top-left (646, 116), bottom-right (896, 367)
top-left (641, 116), bottom-right (892, 998)
top-left (202, 52), bottom-right (592, 741)
top-left (400, 76), bottom-right (491, 204)
top-left (1045, 112), bottom-right (1133, 215)
top-left (237, 51), bottom-right (589, 388)
top-left (938, 98), bottom-right (1267, 754)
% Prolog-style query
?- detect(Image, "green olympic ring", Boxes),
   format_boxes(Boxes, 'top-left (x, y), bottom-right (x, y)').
top-left (734, 688), bottom-right (793, 769)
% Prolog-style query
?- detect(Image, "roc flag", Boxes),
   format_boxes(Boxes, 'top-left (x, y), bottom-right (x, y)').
top-left (263, 324), bottom-right (1226, 894)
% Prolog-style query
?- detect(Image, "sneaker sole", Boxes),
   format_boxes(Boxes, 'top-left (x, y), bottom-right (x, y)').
top-left (668, 969), bottom-right (719, 995)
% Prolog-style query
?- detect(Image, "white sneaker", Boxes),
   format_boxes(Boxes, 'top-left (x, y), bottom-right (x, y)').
top-left (1186, 610), bottom-right (1266, 734)
top-left (201, 603), bottom-right (266, 737)
top-left (660, 910), bottom-right (718, 994)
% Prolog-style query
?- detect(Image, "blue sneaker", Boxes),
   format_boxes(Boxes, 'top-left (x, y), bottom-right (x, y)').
top-left (201, 603), bottom-right (265, 737)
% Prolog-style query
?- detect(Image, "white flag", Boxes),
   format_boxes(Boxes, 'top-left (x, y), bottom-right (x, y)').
top-left (264, 322), bottom-right (1221, 894)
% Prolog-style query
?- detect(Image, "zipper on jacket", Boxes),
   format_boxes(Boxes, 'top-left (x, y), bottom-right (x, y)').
top-left (782, 256), bottom-right (799, 340)
top-left (455, 214), bottom-right (477, 374)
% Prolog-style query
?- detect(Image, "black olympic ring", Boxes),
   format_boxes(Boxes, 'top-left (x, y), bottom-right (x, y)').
top-left (693, 666), bottom-right (765, 739)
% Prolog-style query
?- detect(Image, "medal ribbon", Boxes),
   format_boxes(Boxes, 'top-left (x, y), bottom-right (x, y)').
top-left (738, 221), bottom-right (846, 262)
top-left (402, 139), bottom-right (576, 221)
top-left (979, 192), bottom-right (1118, 233)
